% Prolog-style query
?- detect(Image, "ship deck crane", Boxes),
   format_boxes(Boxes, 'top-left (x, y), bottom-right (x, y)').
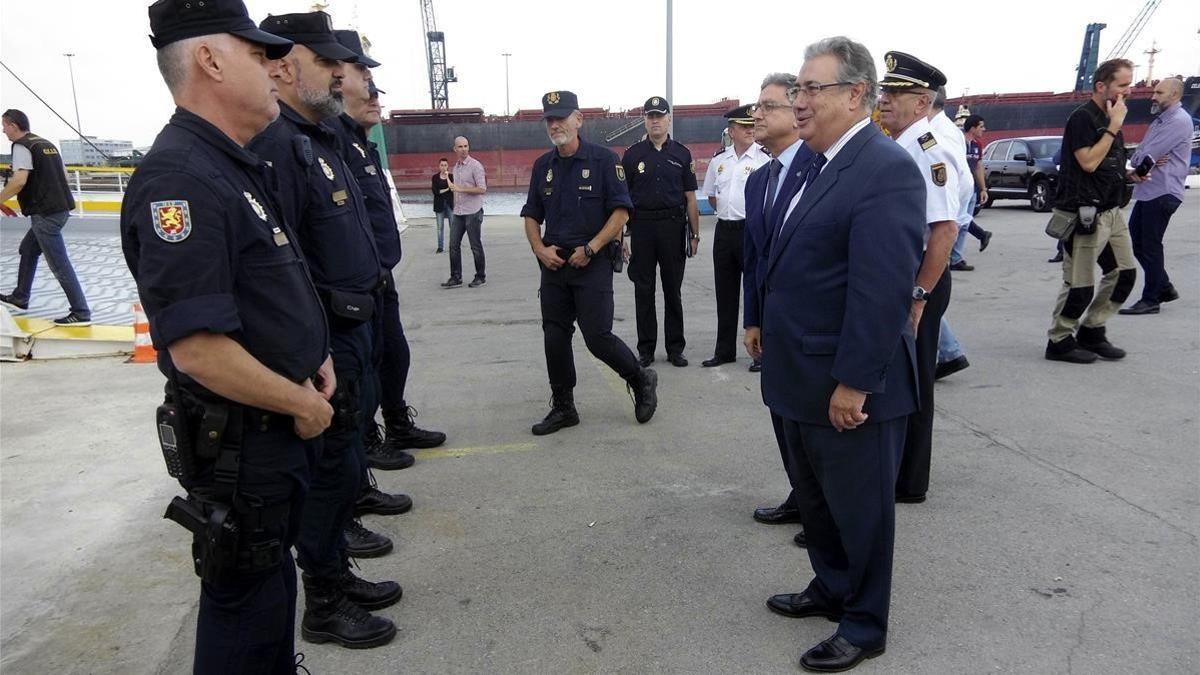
top-left (1105, 0), bottom-right (1163, 61)
top-left (1073, 0), bottom-right (1163, 92)
top-left (420, 0), bottom-right (456, 109)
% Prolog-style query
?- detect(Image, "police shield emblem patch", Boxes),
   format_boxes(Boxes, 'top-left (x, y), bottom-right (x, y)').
top-left (243, 192), bottom-right (268, 221)
top-left (581, 169), bottom-right (590, 179)
top-left (637, 161), bottom-right (645, 174)
top-left (546, 91), bottom-right (560, 105)
top-left (546, 168), bottom-right (554, 183)
top-left (318, 157), bottom-right (335, 181)
top-left (885, 54), bottom-right (897, 73)
top-left (151, 200), bottom-right (192, 242)
top-left (615, 165), bottom-right (626, 181)
top-left (931, 162), bottom-right (947, 187)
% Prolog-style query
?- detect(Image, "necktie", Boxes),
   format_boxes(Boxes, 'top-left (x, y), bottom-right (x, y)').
top-left (764, 158), bottom-right (782, 224)
top-left (777, 153), bottom-right (828, 235)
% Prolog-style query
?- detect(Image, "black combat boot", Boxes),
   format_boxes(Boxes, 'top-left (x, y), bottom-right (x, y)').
top-left (364, 421), bottom-right (414, 470)
top-left (339, 563), bottom-right (403, 610)
top-left (1044, 336), bottom-right (1098, 364)
top-left (531, 386), bottom-right (580, 436)
top-left (301, 574), bottom-right (397, 648)
top-left (354, 469), bottom-right (413, 516)
top-left (626, 368), bottom-right (658, 423)
top-left (345, 518), bottom-right (394, 558)
top-left (1076, 325), bottom-right (1126, 360)
top-left (383, 403), bottom-right (447, 451)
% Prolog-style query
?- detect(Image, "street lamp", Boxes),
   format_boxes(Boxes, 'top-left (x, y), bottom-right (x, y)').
top-left (63, 53), bottom-right (83, 163)
top-left (501, 52), bottom-right (512, 117)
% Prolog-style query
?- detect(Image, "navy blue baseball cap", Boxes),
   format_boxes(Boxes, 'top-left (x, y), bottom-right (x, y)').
top-left (334, 29), bottom-right (380, 68)
top-left (541, 90), bottom-right (579, 118)
top-left (148, 0), bottom-right (293, 59)
top-left (643, 96), bottom-right (670, 114)
top-left (260, 12), bottom-right (358, 62)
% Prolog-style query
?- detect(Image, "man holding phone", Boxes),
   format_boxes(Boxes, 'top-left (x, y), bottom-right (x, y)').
top-left (1043, 58), bottom-right (1144, 365)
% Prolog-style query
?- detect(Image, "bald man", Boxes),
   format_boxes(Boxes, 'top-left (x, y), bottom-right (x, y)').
top-left (443, 135), bottom-right (488, 288)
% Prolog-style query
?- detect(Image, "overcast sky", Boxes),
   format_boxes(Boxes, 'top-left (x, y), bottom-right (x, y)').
top-left (2, 0), bottom-right (1197, 148)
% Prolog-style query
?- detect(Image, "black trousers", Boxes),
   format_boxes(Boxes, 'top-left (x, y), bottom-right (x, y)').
top-left (896, 267), bottom-right (952, 498)
top-left (712, 219), bottom-right (745, 360)
top-left (377, 271), bottom-right (411, 415)
top-left (628, 216), bottom-right (687, 358)
top-left (193, 420), bottom-right (310, 675)
top-left (1129, 194), bottom-right (1182, 304)
top-left (540, 257), bottom-right (640, 389)
top-left (779, 413), bottom-right (907, 651)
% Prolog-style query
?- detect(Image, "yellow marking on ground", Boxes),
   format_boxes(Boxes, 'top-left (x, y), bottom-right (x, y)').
top-left (12, 317), bottom-right (133, 342)
top-left (591, 352), bottom-right (631, 402)
top-left (414, 442), bottom-right (538, 460)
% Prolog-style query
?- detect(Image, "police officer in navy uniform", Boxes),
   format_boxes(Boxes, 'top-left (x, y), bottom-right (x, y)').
top-left (124, 2), bottom-right (333, 671)
top-left (251, 11), bottom-right (397, 649)
top-left (331, 30), bottom-right (446, 500)
top-left (521, 90), bottom-right (659, 435)
top-left (621, 97), bottom-right (701, 367)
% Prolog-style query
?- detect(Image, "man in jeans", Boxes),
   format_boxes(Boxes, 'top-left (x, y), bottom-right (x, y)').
top-left (1, 109), bottom-right (92, 326)
top-left (443, 135), bottom-right (487, 288)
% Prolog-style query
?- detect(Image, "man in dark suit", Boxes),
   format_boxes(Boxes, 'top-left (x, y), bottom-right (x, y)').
top-left (744, 73), bottom-right (814, 549)
top-left (760, 37), bottom-right (925, 672)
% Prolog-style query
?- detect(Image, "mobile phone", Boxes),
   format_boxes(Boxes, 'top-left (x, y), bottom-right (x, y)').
top-left (1135, 155), bottom-right (1154, 177)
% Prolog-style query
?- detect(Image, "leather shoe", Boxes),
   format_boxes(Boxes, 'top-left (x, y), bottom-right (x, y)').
top-left (340, 568), bottom-right (403, 610)
top-left (748, 359), bottom-right (762, 373)
top-left (979, 229), bottom-right (993, 252)
top-left (345, 519), bottom-right (393, 558)
top-left (934, 355), bottom-right (969, 380)
top-left (1045, 337), bottom-right (1097, 364)
top-left (1118, 300), bottom-right (1160, 315)
top-left (793, 529), bottom-right (807, 548)
top-left (800, 635), bottom-right (884, 672)
top-left (668, 353), bottom-right (688, 367)
top-left (638, 353), bottom-right (654, 367)
top-left (354, 487), bottom-right (413, 516)
top-left (895, 493), bottom-right (926, 504)
top-left (1076, 325), bottom-right (1125, 360)
top-left (949, 260), bottom-right (974, 271)
top-left (1159, 285), bottom-right (1179, 303)
top-left (766, 591), bottom-right (841, 621)
top-left (701, 355), bottom-right (734, 367)
top-left (753, 504), bottom-right (803, 524)
top-left (1048, 252), bottom-right (1064, 263)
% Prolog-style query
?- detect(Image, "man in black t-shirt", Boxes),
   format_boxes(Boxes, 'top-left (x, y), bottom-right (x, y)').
top-left (1044, 58), bottom-right (1144, 365)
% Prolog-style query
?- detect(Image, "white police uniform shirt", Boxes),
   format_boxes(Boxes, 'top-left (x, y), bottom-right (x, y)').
top-left (929, 112), bottom-right (974, 229)
top-left (701, 142), bottom-right (769, 220)
top-left (894, 116), bottom-right (960, 246)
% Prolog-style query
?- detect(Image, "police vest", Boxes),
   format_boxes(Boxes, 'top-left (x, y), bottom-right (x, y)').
top-left (12, 134), bottom-right (76, 215)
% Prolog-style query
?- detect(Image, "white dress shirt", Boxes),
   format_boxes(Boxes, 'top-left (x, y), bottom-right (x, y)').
top-left (701, 142), bottom-right (769, 219)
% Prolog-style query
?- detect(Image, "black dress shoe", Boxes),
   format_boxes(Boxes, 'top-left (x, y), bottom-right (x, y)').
top-left (934, 355), bottom-right (969, 380)
top-left (638, 353), bottom-right (655, 367)
top-left (979, 230), bottom-right (993, 252)
top-left (668, 353), bottom-right (688, 367)
top-left (766, 592), bottom-right (841, 620)
top-left (793, 529), bottom-right (807, 548)
top-left (440, 277), bottom-right (463, 288)
top-left (949, 260), bottom-right (974, 271)
top-left (800, 635), bottom-right (884, 672)
top-left (701, 355), bottom-right (734, 367)
top-left (753, 504), bottom-right (803, 524)
top-left (1048, 253), bottom-right (1064, 263)
top-left (1159, 285), bottom-right (1179, 303)
top-left (748, 359), bottom-right (762, 373)
top-left (895, 493), bottom-right (926, 504)
top-left (1118, 300), bottom-right (1160, 315)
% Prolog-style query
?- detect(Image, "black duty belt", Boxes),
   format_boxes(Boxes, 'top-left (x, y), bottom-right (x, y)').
top-left (633, 205), bottom-right (686, 221)
top-left (717, 219), bottom-right (746, 228)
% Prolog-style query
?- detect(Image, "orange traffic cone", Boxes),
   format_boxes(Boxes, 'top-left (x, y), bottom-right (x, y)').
top-left (128, 302), bottom-right (157, 363)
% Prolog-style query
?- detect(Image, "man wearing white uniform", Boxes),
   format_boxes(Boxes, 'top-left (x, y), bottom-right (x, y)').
top-left (876, 51), bottom-right (958, 504)
top-left (701, 104), bottom-right (770, 368)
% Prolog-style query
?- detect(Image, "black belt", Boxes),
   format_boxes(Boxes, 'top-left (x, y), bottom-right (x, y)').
top-left (717, 219), bottom-right (746, 228)
top-left (634, 205), bottom-right (686, 220)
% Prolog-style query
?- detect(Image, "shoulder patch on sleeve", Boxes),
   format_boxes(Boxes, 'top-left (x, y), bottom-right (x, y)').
top-left (689, 160), bottom-right (696, 173)
top-left (918, 132), bottom-right (937, 151)
top-left (930, 162), bottom-right (947, 187)
top-left (616, 164), bottom-right (626, 182)
top-left (151, 200), bottom-right (193, 242)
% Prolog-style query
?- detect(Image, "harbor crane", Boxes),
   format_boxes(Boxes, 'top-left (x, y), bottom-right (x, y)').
top-left (420, 0), bottom-right (456, 109)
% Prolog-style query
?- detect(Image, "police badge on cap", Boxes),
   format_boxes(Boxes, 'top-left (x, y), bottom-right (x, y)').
top-left (643, 96), bottom-right (670, 115)
top-left (723, 104), bottom-right (754, 126)
top-left (541, 90), bottom-right (579, 119)
top-left (880, 51), bottom-right (947, 90)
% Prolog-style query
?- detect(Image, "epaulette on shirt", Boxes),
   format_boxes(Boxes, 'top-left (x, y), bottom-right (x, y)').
top-left (713, 146), bottom-right (727, 158)
top-left (918, 132), bottom-right (937, 151)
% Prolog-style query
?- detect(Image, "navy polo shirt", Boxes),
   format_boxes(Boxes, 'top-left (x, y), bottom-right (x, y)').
top-left (521, 138), bottom-right (633, 248)
top-left (250, 103), bottom-right (382, 294)
top-left (120, 107), bottom-right (329, 384)
top-left (620, 136), bottom-right (698, 211)
top-left (333, 113), bottom-right (402, 269)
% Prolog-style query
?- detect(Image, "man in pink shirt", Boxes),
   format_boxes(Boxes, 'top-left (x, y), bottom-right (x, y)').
top-left (443, 136), bottom-right (488, 288)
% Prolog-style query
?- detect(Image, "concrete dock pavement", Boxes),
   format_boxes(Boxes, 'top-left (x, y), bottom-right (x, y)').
top-left (1, 193), bottom-right (1197, 673)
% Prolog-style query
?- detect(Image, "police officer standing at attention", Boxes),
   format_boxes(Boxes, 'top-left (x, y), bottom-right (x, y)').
top-left (521, 90), bottom-right (659, 435)
top-left (124, 1), bottom-right (333, 671)
top-left (252, 11), bottom-right (398, 649)
top-left (877, 52), bottom-right (959, 505)
top-left (700, 104), bottom-right (769, 369)
top-left (621, 97), bottom-right (701, 367)
top-left (331, 29), bottom-right (446, 482)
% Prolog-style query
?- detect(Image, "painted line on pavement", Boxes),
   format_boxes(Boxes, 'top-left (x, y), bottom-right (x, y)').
top-left (414, 442), bottom-right (538, 460)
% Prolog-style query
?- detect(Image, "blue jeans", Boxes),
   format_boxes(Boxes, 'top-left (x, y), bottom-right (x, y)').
top-left (949, 194), bottom-right (975, 265)
top-left (434, 206), bottom-right (452, 251)
top-left (13, 211), bottom-right (91, 318)
top-left (937, 318), bottom-right (964, 363)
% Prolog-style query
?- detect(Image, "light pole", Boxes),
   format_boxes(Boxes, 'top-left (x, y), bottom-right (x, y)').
top-left (63, 53), bottom-right (83, 162)
top-left (665, 0), bottom-right (673, 135)
top-left (501, 52), bottom-right (512, 117)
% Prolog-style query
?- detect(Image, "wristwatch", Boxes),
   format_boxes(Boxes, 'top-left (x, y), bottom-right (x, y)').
top-left (690, 233), bottom-right (700, 241)
top-left (912, 286), bottom-right (929, 301)
top-left (584, 244), bottom-right (595, 258)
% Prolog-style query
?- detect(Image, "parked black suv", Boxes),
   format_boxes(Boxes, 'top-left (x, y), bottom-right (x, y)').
top-left (980, 135), bottom-right (1061, 212)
